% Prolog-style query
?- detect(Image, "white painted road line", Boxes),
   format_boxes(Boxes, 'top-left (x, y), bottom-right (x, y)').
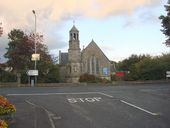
top-left (7, 92), bottom-right (114, 99)
top-left (25, 100), bottom-right (37, 128)
top-left (26, 100), bottom-right (56, 128)
top-left (7, 92), bottom-right (101, 96)
top-left (68, 97), bottom-right (102, 103)
top-left (98, 92), bottom-right (113, 98)
top-left (120, 100), bottom-right (159, 116)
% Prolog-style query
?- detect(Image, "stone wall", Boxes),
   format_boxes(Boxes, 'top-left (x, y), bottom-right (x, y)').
top-left (82, 41), bottom-right (111, 80)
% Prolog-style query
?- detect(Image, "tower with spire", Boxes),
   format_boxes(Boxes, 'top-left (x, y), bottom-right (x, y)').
top-left (67, 25), bottom-right (81, 82)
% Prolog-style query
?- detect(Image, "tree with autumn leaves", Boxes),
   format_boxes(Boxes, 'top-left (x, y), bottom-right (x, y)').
top-left (4, 29), bottom-right (59, 84)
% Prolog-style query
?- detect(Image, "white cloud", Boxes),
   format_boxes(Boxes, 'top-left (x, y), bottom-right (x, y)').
top-left (0, 0), bottom-right (162, 62)
top-left (0, 0), bottom-right (161, 29)
top-left (0, 36), bottom-right (8, 63)
top-left (100, 45), bottom-right (114, 51)
top-left (0, 0), bottom-right (162, 32)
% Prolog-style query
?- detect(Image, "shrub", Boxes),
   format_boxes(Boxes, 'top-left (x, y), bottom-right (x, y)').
top-left (79, 73), bottom-right (110, 83)
top-left (79, 73), bottom-right (96, 83)
top-left (100, 78), bottom-right (111, 83)
top-left (0, 119), bottom-right (8, 128)
top-left (0, 96), bottom-right (16, 115)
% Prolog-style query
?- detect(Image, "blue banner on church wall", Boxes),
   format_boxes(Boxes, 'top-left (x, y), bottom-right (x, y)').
top-left (102, 67), bottom-right (108, 75)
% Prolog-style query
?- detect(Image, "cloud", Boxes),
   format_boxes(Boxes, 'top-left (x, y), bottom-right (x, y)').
top-left (0, 0), bottom-right (162, 63)
top-left (0, 0), bottom-right (161, 24)
top-left (0, 0), bottom-right (161, 33)
top-left (140, 11), bottom-right (159, 23)
top-left (0, 36), bottom-right (8, 63)
top-left (100, 45), bottom-right (114, 51)
top-left (122, 1), bottom-right (161, 28)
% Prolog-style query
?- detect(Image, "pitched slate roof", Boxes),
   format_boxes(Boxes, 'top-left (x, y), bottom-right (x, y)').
top-left (59, 52), bottom-right (68, 65)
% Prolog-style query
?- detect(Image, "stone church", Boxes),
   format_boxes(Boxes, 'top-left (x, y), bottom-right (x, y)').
top-left (59, 25), bottom-right (111, 83)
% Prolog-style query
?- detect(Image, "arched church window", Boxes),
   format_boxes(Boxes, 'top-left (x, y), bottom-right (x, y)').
top-left (70, 33), bottom-right (72, 39)
top-left (92, 56), bottom-right (95, 74)
top-left (77, 33), bottom-right (78, 40)
top-left (85, 60), bottom-right (88, 73)
top-left (96, 58), bottom-right (99, 74)
top-left (87, 58), bottom-right (90, 73)
top-left (73, 33), bottom-right (76, 40)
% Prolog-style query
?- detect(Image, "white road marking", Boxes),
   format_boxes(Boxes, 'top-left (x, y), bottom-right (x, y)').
top-left (9, 92), bottom-right (160, 117)
top-left (26, 100), bottom-right (56, 128)
top-left (26, 100), bottom-right (36, 106)
top-left (121, 100), bottom-right (159, 116)
top-left (7, 92), bottom-right (101, 96)
top-left (7, 92), bottom-right (115, 97)
top-left (98, 92), bottom-right (113, 98)
top-left (25, 100), bottom-right (38, 128)
top-left (52, 116), bottom-right (62, 120)
top-left (67, 97), bottom-right (102, 103)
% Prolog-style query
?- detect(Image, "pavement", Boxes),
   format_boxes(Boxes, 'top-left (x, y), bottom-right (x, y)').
top-left (1, 83), bottom-right (170, 128)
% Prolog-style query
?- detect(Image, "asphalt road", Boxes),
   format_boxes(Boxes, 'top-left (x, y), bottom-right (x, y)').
top-left (0, 83), bottom-right (170, 128)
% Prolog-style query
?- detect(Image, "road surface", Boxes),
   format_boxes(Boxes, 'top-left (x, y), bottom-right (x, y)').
top-left (1, 83), bottom-right (170, 128)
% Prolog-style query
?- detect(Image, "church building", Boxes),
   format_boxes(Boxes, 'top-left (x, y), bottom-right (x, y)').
top-left (59, 25), bottom-right (111, 83)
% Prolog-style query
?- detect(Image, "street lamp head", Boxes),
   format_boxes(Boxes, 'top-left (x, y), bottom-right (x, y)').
top-left (32, 10), bottom-right (35, 14)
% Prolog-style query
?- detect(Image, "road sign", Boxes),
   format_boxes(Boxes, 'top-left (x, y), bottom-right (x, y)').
top-left (166, 75), bottom-right (170, 78)
top-left (166, 71), bottom-right (170, 74)
top-left (166, 71), bottom-right (170, 78)
top-left (27, 70), bottom-right (38, 76)
top-left (31, 54), bottom-right (40, 61)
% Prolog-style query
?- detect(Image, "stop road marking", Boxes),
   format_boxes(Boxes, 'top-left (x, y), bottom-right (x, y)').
top-left (68, 97), bottom-right (102, 103)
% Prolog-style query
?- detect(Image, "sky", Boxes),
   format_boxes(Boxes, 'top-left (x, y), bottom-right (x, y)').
top-left (0, 0), bottom-right (170, 63)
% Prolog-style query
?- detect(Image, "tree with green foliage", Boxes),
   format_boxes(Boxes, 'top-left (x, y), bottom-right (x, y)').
top-left (117, 54), bottom-right (170, 81)
top-left (4, 29), bottom-right (59, 84)
top-left (118, 54), bottom-right (148, 71)
top-left (117, 54), bottom-right (148, 80)
top-left (159, 0), bottom-right (170, 46)
top-left (4, 29), bottom-right (32, 84)
top-left (0, 68), bottom-right (16, 82)
top-left (4, 29), bottom-right (33, 70)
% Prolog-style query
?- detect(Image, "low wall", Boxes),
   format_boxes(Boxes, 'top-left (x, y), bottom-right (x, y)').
top-left (0, 80), bottom-right (170, 87)
top-left (0, 82), bottom-right (87, 87)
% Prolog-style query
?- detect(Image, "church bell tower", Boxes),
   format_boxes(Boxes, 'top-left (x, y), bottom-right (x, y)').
top-left (67, 25), bottom-right (81, 83)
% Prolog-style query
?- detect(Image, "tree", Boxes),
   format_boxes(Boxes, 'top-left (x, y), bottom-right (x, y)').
top-left (118, 54), bottom-right (147, 71)
top-left (4, 29), bottom-right (32, 84)
top-left (29, 34), bottom-right (60, 83)
top-left (5, 29), bottom-right (33, 70)
top-left (159, 0), bottom-right (170, 46)
top-left (117, 54), bottom-right (170, 81)
top-left (0, 22), bottom-right (3, 37)
top-left (4, 29), bottom-right (60, 84)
